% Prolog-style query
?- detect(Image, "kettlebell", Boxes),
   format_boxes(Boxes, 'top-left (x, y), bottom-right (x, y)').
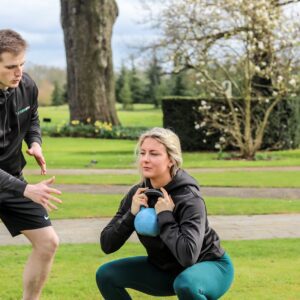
top-left (134, 189), bottom-right (163, 237)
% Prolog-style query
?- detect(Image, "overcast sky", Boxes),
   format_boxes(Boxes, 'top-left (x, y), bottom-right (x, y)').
top-left (0, 0), bottom-right (155, 69)
top-left (1, 1), bottom-right (298, 70)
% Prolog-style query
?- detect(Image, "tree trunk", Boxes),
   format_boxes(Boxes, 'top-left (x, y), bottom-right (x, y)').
top-left (60, 0), bottom-right (120, 125)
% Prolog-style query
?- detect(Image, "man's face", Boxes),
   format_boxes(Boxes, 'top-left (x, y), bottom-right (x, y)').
top-left (0, 51), bottom-right (25, 89)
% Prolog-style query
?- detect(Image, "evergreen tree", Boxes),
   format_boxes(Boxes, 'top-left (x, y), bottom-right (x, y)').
top-left (119, 72), bottom-right (133, 110)
top-left (51, 81), bottom-right (64, 106)
top-left (115, 64), bottom-right (126, 103)
top-left (129, 58), bottom-right (145, 103)
top-left (172, 72), bottom-right (187, 96)
top-left (171, 70), bottom-right (197, 96)
top-left (62, 83), bottom-right (68, 103)
top-left (146, 53), bottom-right (162, 108)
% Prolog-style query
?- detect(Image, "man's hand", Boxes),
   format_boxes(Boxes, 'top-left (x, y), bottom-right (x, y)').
top-left (24, 176), bottom-right (62, 211)
top-left (26, 142), bottom-right (47, 175)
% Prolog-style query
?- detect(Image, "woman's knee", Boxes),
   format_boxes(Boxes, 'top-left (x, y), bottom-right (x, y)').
top-left (173, 274), bottom-right (207, 300)
top-left (96, 262), bottom-right (116, 289)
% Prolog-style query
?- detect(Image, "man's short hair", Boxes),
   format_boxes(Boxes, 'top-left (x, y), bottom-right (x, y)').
top-left (0, 29), bottom-right (27, 58)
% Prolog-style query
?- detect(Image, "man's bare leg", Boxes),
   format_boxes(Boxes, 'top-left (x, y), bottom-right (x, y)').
top-left (21, 226), bottom-right (59, 300)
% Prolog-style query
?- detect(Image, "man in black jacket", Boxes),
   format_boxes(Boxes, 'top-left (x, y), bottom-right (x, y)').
top-left (0, 29), bottom-right (62, 300)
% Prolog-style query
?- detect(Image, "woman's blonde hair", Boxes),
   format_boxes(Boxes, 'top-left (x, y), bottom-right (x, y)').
top-left (135, 127), bottom-right (183, 177)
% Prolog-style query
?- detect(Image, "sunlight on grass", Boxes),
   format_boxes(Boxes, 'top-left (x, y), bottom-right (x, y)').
top-left (0, 239), bottom-right (299, 299)
top-left (24, 136), bottom-right (300, 169)
top-left (39, 104), bottom-right (162, 127)
top-left (25, 170), bottom-right (300, 187)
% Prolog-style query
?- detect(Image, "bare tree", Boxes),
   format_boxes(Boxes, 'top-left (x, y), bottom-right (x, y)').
top-left (60, 0), bottom-right (120, 125)
top-left (142, 0), bottom-right (300, 159)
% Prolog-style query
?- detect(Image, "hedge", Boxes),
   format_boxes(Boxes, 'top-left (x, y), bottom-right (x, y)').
top-left (162, 96), bottom-right (300, 151)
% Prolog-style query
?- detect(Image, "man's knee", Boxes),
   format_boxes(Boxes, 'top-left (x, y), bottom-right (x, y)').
top-left (174, 274), bottom-right (207, 300)
top-left (47, 232), bottom-right (59, 253)
top-left (34, 231), bottom-right (59, 259)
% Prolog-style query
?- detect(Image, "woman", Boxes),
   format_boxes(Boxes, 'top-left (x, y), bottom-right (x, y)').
top-left (96, 127), bottom-right (234, 299)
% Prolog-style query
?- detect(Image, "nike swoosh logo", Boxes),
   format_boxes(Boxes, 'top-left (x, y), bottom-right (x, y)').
top-left (44, 215), bottom-right (50, 220)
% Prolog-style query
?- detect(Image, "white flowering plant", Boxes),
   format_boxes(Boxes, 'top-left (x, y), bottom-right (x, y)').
top-left (142, 0), bottom-right (300, 159)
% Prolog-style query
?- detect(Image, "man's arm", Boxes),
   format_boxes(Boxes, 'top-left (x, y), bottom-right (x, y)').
top-left (24, 80), bottom-right (46, 174)
top-left (0, 168), bottom-right (62, 211)
top-left (26, 142), bottom-right (47, 175)
top-left (24, 176), bottom-right (62, 211)
top-left (0, 168), bottom-right (27, 195)
top-left (24, 81), bottom-right (42, 148)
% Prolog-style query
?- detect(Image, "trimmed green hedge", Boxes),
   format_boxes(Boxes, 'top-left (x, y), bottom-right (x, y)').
top-left (41, 123), bottom-right (148, 140)
top-left (162, 96), bottom-right (300, 151)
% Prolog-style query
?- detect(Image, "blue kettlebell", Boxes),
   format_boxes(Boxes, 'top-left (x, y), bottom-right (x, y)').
top-left (134, 189), bottom-right (163, 237)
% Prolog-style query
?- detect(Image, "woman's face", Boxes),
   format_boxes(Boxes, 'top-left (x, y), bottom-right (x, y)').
top-left (139, 137), bottom-right (172, 183)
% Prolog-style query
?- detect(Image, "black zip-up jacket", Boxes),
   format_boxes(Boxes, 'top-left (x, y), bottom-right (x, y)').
top-left (100, 169), bottom-right (225, 274)
top-left (0, 72), bottom-right (41, 195)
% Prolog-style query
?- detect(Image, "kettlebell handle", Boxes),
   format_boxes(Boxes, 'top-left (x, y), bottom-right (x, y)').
top-left (144, 189), bottom-right (164, 198)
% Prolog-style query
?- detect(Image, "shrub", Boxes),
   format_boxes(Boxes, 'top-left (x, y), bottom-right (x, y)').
top-left (41, 121), bottom-right (148, 140)
top-left (162, 96), bottom-right (300, 151)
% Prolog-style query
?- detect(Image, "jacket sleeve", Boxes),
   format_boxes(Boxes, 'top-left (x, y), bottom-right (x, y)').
top-left (157, 191), bottom-right (206, 268)
top-left (100, 187), bottom-right (138, 254)
top-left (0, 168), bottom-right (27, 195)
top-left (24, 82), bottom-right (42, 147)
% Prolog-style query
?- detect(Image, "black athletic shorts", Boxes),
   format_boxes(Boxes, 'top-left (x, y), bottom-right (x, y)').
top-left (0, 175), bottom-right (51, 237)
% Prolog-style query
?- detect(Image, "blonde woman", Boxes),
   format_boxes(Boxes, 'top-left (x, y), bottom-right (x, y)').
top-left (96, 127), bottom-right (234, 299)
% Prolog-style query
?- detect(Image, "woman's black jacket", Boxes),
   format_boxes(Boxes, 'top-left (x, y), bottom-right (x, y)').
top-left (100, 169), bottom-right (225, 274)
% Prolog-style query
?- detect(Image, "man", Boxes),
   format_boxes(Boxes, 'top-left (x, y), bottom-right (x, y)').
top-left (0, 29), bottom-right (62, 300)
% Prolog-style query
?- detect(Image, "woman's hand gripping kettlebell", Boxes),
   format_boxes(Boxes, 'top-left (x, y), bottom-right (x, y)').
top-left (131, 188), bottom-right (149, 215)
top-left (155, 187), bottom-right (175, 214)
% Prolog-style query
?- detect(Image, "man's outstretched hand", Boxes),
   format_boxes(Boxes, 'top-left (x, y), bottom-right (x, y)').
top-left (24, 176), bottom-right (62, 211)
top-left (26, 142), bottom-right (47, 175)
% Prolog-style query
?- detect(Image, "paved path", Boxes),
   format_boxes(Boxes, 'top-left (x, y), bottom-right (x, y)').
top-left (1, 167), bottom-right (298, 246)
top-left (53, 184), bottom-right (300, 199)
top-left (24, 167), bottom-right (300, 199)
top-left (1, 214), bottom-right (299, 245)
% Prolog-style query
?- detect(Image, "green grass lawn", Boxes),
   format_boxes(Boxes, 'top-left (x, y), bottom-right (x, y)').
top-left (0, 239), bottom-right (299, 299)
top-left (25, 137), bottom-right (137, 168)
top-left (26, 170), bottom-right (300, 187)
top-left (117, 104), bottom-right (162, 127)
top-left (39, 104), bottom-right (163, 127)
top-left (24, 137), bottom-right (300, 169)
top-left (183, 149), bottom-right (300, 167)
top-left (36, 104), bottom-right (300, 169)
top-left (39, 105), bottom-right (71, 126)
top-left (7, 105), bottom-right (299, 299)
top-left (46, 193), bottom-right (300, 219)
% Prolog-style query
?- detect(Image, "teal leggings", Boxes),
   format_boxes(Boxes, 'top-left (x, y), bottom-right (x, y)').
top-left (96, 253), bottom-right (234, 300)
